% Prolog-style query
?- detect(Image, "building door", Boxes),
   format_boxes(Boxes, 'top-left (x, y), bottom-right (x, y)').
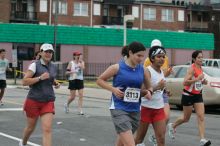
top-left (103, 5), bottom-right (109, 24)
top-left (117, 6), bottom-right (123, 17)
top-left (117, 6), bottom-right (123, 25)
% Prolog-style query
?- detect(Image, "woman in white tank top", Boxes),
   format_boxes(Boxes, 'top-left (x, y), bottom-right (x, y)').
top-left (135, 46), bottom-right (167, 146)
top-left (64, 51), bottom-right (85, 115)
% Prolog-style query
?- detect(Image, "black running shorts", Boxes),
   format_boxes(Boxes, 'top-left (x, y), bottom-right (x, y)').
top-left (68, 79), bottom-right (84, 90)
top-left (0, 80), bottom-right (6, 89)
top-left (181, 94), bottom-right (203, 106)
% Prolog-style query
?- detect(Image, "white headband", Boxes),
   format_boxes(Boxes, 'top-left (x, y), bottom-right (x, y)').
top-left (151, 48), bottom-right (166, 57)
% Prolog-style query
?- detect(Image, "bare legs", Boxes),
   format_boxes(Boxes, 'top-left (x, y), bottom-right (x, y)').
top-left (172, 103), bottom-right (206, 139)
top-left (194, 103), bottom-right (205, 139)
top-left (135, 121), bottom-right (149, 144)
top-left (41, 113), bottom-right (53, 146)
top-left (116, 130), bottom-right (136, 146)
top-left (77, 89), bottom-right (84, 112)
top-left (21, 113), bottom-right (54, 146)
top-left (66, 89), bottom-right (84, 113)
top-left (0, 88), bottom-right (5, 103)
top-left (164, 103), bottom-right (170, 124)
top-left (135, 120), bottom-right (166, 146)
top-left (67, 90), bottom-right (76, 106)
top-left (172, 105), bottom-right (193, 129)
top-left (21, 117), bottom-right (38, 145)
top-left (152, 120), bottom-right (166, 146)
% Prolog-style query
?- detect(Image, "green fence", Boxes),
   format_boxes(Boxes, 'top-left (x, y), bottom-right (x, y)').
top-left (0, 23), bottom-right (214, 50)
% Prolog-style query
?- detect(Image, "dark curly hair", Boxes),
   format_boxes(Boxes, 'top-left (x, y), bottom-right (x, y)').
top-left (121, 41), bottom-right (146, 57)
top-left (192, 50), bottom-right (202, 64)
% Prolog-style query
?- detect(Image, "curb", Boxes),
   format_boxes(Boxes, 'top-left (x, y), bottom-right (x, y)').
top-left (15, 86), bottom-right (110, 101)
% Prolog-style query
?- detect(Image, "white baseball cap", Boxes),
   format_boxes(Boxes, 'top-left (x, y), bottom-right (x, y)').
top-left (151, 39), bottom-right (162, 47)
top-left (40, 43), bottom-right (54, 52)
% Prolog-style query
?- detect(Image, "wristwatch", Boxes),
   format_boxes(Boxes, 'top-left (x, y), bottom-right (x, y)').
top-left (38, 76), bottom-right (42, 81)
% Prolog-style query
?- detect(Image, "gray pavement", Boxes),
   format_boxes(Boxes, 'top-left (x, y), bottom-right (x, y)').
top-left (3, 79), bottom-right (220, 146)
top-left (6, 79), bottom-right (112, 100)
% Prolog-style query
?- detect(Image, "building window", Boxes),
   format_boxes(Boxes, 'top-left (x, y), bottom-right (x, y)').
top-left (53, 0), bottom-right (67, 15)
top-left (17, 46), bottom-right (34, 60)
top-left (178, 10), bottom-right (184, 21)
top-left (103, 5), bottom-right (109, 16)
top-left (11, 0), bottom-right (28, 12)
top-left (40, 0), bottom-right (47, 12)
top-left (161, 9), bottom-right (174, 22)
top-left (11, 0), bottom-right (16, 12)
top-left (197, 14), bottom-right (202, 21)
top-left (94, 4), bottom-right (100, 16)
top-left (187, 14), bottom-right (191, 22)
top-left (74, 2), bottom-right (88, 16)
top-left (144, 8), bottom-right (156, 21)
top-left (132, 6), bottom-right (139, 18)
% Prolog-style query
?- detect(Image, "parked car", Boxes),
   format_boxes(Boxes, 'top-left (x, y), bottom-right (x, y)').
top-left (166, 65), bottom-right (220, 108)
top-left (203, 59), bottom-right (220, 68)
top-left (186, 59), bottom-right (220, 68)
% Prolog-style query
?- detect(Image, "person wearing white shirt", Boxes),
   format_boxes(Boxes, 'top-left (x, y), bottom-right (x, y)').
top-left (0, 48), bottom-right (12, 105)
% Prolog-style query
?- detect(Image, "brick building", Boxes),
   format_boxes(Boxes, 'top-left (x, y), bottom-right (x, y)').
top-left (0, 0), bottom-right (217, 78)
top-left (0, 0), bottom-right (186, 31)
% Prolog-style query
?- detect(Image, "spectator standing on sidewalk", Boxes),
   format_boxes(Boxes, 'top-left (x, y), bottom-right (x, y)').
top-left (33, 51), bottom-right (41, 60)
top-left (97, 41), bottom-right (152, 146)
top-left (168, 50), bottom-right (211, 146)
top-left (64, 51), bottom-right (85, 115)
top-left (0, 49), bottom-right (12, 105)
top-left (19, 43), bottom-right (60, 146)
top-left (29, 51), bottom-right (41, 65)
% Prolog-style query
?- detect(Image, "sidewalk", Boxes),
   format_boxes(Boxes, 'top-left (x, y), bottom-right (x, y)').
top-left (6, 79), bottom-right (112, 100)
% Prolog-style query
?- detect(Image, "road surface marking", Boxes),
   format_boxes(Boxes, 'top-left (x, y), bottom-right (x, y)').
top-left (3, 99), bottom-right (23, 105)
top-left (0, 108), bottom-right (23, 112)
top-left (0, 132), bottom-right (41, 146)
top-left (7, 85), bottom-right (17, 89)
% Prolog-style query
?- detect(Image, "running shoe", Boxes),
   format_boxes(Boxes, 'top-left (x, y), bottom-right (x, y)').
top-left (200, 139), bottom-right (211, 146)
top-left (136, 143), bottom-right (146, 146)
top-left (168, 123), bottom-right (175, 139)
top-left (148, 134), bottom-right (157, 146)
top-left (19, 141), bottom-right (27, 146)
top-left (0, 101), bottom-right (4, 106)
top-left (64, 103), bottom-right (69, 113)
top-left (78, 110), bottom-right (84, 115)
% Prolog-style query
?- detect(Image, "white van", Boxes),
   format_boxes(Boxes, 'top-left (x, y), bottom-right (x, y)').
top-left (203, 59), bottom-right (220, 68)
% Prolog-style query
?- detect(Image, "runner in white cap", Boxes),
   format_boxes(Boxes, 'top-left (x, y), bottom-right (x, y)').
top-left (20, 43), bottom-right (60, 146)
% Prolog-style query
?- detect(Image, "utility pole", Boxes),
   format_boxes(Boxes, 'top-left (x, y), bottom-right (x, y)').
top-left (123, 15), bottom-right (135, 46)
top-left (54, 0), bottom-right (59, 61)
top-left (49, 0), bottom-right (52, 25)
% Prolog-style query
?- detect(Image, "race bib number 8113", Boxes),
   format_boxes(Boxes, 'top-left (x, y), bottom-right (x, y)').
top-left (123, 87), bottom-right (140, 103)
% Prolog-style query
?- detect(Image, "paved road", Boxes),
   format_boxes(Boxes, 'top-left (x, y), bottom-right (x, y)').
top-left (0, 87), bottom-right (220, 146)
